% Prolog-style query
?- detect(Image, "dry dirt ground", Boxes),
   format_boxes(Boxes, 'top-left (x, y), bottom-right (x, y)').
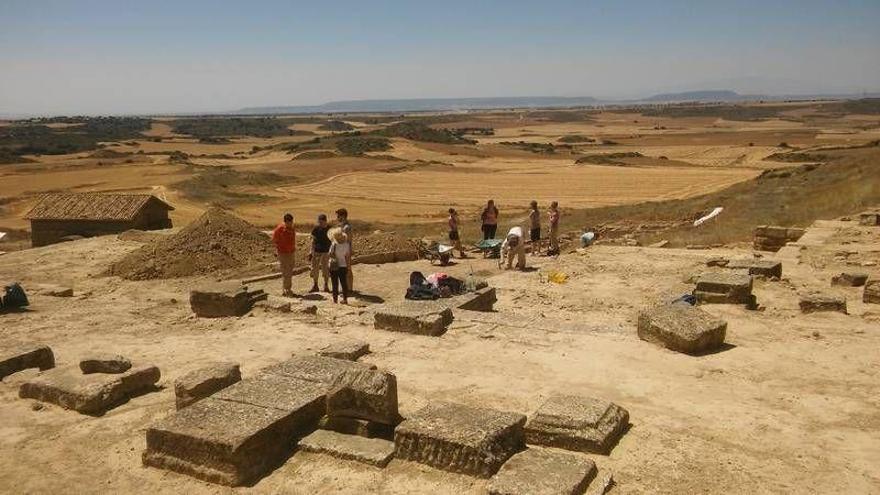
top-left (1, 219), bottom-right (878, 494)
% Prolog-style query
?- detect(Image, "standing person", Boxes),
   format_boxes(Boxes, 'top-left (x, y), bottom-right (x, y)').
top-left (528, 200), bottom-right (541, 256)
top-left (335, 208), bottom-right (354, 292)
top-left (480, 199), bottom-right (499, 240)
top-left (308, 214), bottom-right (331, 293)
top-left (501, 225), bottom-right (526, 270)
top-left (328, 228), bottom-right (352, 304)
top-left (448, 208), bottom-right (466, 258)
top-left (272, 213), bottom-right (296, 297)
top-left (548, 201), bottom-right (561, 255)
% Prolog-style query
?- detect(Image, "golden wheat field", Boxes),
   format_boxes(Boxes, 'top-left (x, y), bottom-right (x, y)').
top-left (1, 102), bottom-right (878, 233)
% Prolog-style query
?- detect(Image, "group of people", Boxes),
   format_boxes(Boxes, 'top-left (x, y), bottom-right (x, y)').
top-left (272, 200), bottom-right (562, 303)
top-left (469, 199), bottom-right (561, 270)
top-left (271, 208), bottom-right (353, 305)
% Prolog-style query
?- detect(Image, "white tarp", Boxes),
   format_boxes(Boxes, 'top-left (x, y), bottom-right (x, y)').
top-left (694, 207), bottom-right (724, 227)
top-left (0, 232), bottom-right (6, 241)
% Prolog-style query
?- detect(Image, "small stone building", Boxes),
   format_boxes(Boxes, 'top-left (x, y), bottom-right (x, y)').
top-left (25, 193), bottom-right (174, 247)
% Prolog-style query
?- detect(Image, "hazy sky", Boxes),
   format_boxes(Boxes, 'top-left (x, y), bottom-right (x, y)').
top-left (1, 0), bottom-right (878, 115)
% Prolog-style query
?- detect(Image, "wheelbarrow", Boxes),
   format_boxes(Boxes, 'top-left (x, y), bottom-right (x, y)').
top-left (474, 238), bottom-right (503, 259)
top-left (419, 242), bottom-right (455, 266)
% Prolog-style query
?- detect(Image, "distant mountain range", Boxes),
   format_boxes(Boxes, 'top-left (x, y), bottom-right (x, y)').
top-left (3, 91), bottom-right (878, 120)
top-left (234, 96), bottom-right (600, 115)
top-left (642, 90), bottom-right (750, 102)
top-left (231, 91), bottom-right (879, 115)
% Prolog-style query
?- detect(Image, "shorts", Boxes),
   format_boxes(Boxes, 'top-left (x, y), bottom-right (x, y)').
top-left (530, 227), bottom-right (541, 242)
top-left (449, 230), bottom-right (460, 241)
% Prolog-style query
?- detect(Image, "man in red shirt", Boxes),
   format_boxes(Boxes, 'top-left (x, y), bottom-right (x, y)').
top-left (272, 213), bottom-right (296, 296)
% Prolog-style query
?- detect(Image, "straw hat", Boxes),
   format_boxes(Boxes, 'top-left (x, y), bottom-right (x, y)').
top-left (329, 227), bottom-right (347, 243)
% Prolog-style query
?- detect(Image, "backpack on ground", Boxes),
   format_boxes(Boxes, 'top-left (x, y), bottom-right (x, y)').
top-left (406, 271), bottom-right (439, 300)
top-left (1, 282), bottom-right (29, 310)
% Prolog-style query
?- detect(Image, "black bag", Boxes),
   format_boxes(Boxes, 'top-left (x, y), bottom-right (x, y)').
top-left (409, 271), bottom-right (427, 286)
top-left (405, 271), bottom-right (439, 300)
top-left (438, 276), bottom-right (465, 295)
top-left (2, 283), bottom-right (29, 310)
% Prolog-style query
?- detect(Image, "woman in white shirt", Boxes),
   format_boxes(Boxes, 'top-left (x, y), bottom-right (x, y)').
top-left (328, 228), bottom-right (352, 304)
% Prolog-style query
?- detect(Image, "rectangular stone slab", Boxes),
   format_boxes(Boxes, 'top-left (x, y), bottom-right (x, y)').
top-left (318, 416), bottom-right (395, 440)
top-left (799, 294), bottom-right (847, 314)
top-left (831, 272), bottom-right (869, 287)
top-left (524, 394), bottom-right (629, 455)
top-left (144, 375), bottom-right (326, 486)
top-left (190, 284), bottom-right (265, 318)
top-left (299, 429), bottom-right (395, 468)
top-left (326, 368), bottom-right (399, 424)
top-left (693, 273), bottom-right (754, 305)
top-left (175, 362), bottom-right (241, 409)
top-left (19, 364), bottom-right (159, 415)
top-left (213, 373), bottom-right (326, 414)
top-left (144, 398), bottom-right (300, 486)
top-left (453, 287), bottom-right (497, 312)
top-left (319, 341), bottom-right (370, 361)
top-left (725, 259), bottom-right (782, 278)
top-left (394, 401), bottom-right (526, 478)
top-left (373, 301), bottom-right (454, 336)
top-left (637, 304), bottom-right (727, 355)
top-left (0, 345), bottom-right (54, 380)
top-left (859, 212), bottom-right (880, 226)
top-left (865, 279), bottom-right (880, 304)
top-left (488, 448), bottom-right (597, 495)
top-left (260, 355), bottom-right (375, 385)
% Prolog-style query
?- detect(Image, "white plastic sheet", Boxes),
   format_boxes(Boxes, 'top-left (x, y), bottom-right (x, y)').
top-left (693, 207), bottom-right (723, 227)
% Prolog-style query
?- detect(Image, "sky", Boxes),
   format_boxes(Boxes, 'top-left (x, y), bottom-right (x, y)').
top-left (1, 0), bottom-right (879, 115)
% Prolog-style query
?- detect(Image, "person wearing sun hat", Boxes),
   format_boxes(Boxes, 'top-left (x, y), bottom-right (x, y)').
top-left (327, 227), bottom-right (352, 304)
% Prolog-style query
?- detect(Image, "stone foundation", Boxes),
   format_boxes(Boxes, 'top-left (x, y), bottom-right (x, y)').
top-left (175, 362), bottom-right (241, 409)
top-left (394, 402), bottom-right (526, 478)
top-left (725, 259), bottom-right (782, 278)
top-left (299, 429), bottom-right (395, 468)
top-left (373, 301), bottom-right (454, 336)
top-left (143, 373), bottom-right (326, 486)
top-left (190, 284), bottom-right (267, 318)
top-left (488, 448), bottom-right (597, 495)
top-left (832, 272), bottom-right (869, 287)
top-left (0, 345), bottom-right (54, 380)
top-left (524, 394), bottom-right (629, 455)
top-left (799, 294), bottom-right (847, 314)
top-left (20, 364), bottom-right (159, 415)
top-left (865, 279), bottom-right (880, 304)
top-left (637, 304), bottom-right (727, 355)
top-left (693, 273), bottom-right (755, 308)
top-left (753, 225), bottom-right (805, 252)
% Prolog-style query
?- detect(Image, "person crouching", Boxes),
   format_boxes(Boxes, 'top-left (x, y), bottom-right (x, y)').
top-left (501, 226), bottom-right (526, 270)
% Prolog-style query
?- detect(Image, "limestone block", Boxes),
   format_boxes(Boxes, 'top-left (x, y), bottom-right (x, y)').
top-left (488, 448), bottom-right (597, 495)
top-left (299, 429), bottom-right (395, 468)
top-left (637, 304), bottom-right (727, 354)
top-left (0, 345), bottom-right (54, 380)
top-left (524, 395), bottom-right (628, 455)
top-left (175, 362), bottom-right (241, 409)
top-left (394, 402), bottom-right (526, 478)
